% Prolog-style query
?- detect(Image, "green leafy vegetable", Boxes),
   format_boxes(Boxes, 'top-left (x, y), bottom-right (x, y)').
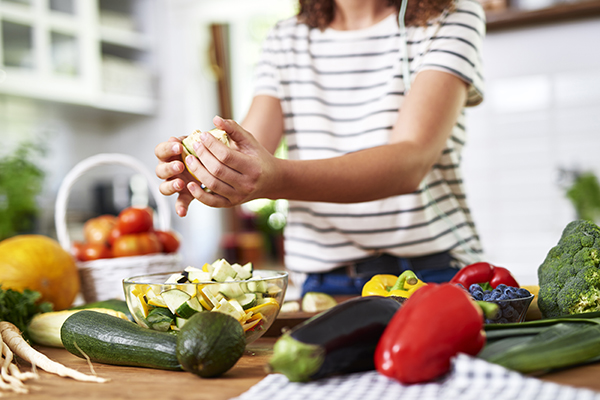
top-left (0, 141), bottom-right (46, 241)
top-left (0, 286), bottom-right (53, 339)
top-left (537, 219), bottom-right (600, 318)
top-left (566, 172), bottom-right (600, 222)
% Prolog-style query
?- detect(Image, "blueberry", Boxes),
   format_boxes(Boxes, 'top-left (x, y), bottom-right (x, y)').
top-left (472, 291), bottom-right (484, 301)
top-left (496, 284), bottom-right (508, 292)
top-left (516, 288), bottom-right (531, 298)
top-left (503, 305), bottom-right (518, 321)
top-left (513, 302), bottom-right (525, 313)
top-left (490, 289), bottom-right (502, 300)
top-left (469, 283), bottom-right (483, 294)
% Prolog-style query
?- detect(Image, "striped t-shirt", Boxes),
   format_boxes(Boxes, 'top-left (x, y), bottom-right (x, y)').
top-left (253, 0), bottom-right (486, 273)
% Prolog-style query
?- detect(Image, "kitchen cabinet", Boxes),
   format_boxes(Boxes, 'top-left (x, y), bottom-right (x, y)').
top-left (0, 0), bottom-right (157, 115)
top-left (485, 0), bottom-right (600, 31)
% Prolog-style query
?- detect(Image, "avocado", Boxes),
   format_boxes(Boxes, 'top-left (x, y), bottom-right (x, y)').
top-left (176, 312), bottom-right (246, 378)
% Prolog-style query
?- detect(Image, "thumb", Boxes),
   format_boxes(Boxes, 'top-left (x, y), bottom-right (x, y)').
top-left (212, 115), bottom-right (254, 146)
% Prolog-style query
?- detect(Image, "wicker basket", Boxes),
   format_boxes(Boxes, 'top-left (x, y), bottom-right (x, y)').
top-left (55, 153), bottom-right (182, 303)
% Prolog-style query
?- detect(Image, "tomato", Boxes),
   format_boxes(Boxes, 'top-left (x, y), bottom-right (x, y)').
top-left (71, 241), bottom-right (85, 260)
top-left (155, 230), bottom-right (181, 253)
top-left (83, 215), bottom-right (117, 245)
top-left (117, 207), bottom-right (154, 235)
top-left (108, 226), bottom-right (123, 246)
top-left (76, 243), bottom-right (112, 261)
top-left (112, 232), bottom-right (162, 258)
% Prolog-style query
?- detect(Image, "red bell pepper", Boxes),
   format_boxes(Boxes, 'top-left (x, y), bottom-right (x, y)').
top-left (374, 283), bottom-right (496, 384)
top-left (449, 262), bottom-right (519, 290)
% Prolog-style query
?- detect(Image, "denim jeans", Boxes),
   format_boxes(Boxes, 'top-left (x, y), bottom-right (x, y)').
top-left (301, 252), bottom-right (458, 296)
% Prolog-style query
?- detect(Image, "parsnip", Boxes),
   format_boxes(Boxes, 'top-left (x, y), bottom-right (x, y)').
top-left (0, 321), bottom-right (108, 384)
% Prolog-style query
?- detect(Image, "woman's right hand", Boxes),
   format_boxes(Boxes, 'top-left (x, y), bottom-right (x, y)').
top-left (154, 136), bottom-right (196, 217)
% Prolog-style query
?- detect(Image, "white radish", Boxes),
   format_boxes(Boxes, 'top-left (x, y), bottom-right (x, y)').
top-left (0, 321), bottom-right (108, 384)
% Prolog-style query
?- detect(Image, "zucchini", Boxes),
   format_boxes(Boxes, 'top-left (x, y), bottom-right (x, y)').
top-left (28, 308), bottom-right (129, 348)
top-left (161, 288), bottom-right (191, 315)
top-left (211, 259), bottom-right (237, 282)
top-left (176, 297), bottom-right (204, 319)
top-left (267, 296), bottom-right (402, 382)
top-left (61, 310), bottom-right (181, 370)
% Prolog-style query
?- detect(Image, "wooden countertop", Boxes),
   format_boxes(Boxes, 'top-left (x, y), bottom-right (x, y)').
top-left (5, 337), bottom-right (600, 400)
top-left (8, 339), bottom-right (275, 400)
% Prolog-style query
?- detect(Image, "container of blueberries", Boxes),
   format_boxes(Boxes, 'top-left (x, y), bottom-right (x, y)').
top-left (469, 283), bottom-right (534, 324)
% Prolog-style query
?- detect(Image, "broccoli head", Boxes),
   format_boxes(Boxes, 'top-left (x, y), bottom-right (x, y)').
top-left (537, 219), bottom-right (600, 318)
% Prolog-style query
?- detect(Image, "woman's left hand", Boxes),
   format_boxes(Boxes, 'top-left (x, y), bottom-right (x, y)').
top-left (183, 115), bottom-right (280, 207)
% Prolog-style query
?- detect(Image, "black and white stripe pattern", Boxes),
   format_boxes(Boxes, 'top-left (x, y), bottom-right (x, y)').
top-left (253, 0), bottom-right (486, 272)
top-left (232, 354), bottom-right (600, 400)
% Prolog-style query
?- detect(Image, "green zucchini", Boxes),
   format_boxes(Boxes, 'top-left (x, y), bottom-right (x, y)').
top-left (61, 310), bottom-right (181, 370)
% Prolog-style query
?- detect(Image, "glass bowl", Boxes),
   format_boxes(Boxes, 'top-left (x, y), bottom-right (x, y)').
top-left (123, 269), bottom-right (288, 345)
top-left (484, 294), bottom-right (535, 324)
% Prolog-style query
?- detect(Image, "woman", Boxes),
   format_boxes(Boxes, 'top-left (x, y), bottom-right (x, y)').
top-left (155, 0), bottom-right (486, 295)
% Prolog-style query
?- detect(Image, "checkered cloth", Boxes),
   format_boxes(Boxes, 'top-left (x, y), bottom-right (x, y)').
top-left (231, 354), bottom-right (600, 400)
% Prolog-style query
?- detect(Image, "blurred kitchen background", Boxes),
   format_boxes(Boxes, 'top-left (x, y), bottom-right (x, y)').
top-left (1, 0), bottom-right (599, 286)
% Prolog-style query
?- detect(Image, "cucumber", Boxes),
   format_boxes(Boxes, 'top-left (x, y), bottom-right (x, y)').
top-left (186, 268), bottom-right (211, 283)
top-left (231, 263), bottom-right (252, 280)
top-left (211, 259), bottom-right (236, 282)
top-left (61, 310), bottom-right (181, 370)
top-left (161, 288), bottom-right (191, 315)
top-left (176, 297), bottom-right (203, 319)
top-left (235, 293), bottom-right (258, 310)
top-left (247, 277), bottom-right (268, 293)
top-left (219, 281), bottom-right (245, 299)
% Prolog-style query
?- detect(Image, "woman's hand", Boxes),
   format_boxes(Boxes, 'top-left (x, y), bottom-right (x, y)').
top-left (154, 136), bottom-right (197, 217)
top-left (183, 115), bottom-right (281, 208)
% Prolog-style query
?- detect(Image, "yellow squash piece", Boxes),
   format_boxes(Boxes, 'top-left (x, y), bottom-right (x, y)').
top-left (28, 308), bottom-right (129, 348)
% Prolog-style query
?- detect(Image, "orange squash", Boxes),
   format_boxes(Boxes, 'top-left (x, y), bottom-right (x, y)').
top-left (0, 235), bottom-right (80, 310)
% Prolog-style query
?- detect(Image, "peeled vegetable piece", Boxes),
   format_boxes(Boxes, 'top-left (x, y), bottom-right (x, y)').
top-left (176, 312), bottom-right (246, 378)
top-left (181, 128), bottom-right (230, 185)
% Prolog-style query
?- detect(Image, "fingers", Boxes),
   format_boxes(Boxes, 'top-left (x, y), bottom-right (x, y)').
top-left (213, 115), bottom-right (254, 147)
top-left (183, 152), bottom-right (235, 197)
top-left (155, 158), bottom-right (185, 180)
top-left (175, 191), bottom-right (194, 217)
top-left (155, 138), bottom-right (183, 162)
top-left (187, 181), bottom-right (233, 208)
top-left (158, 177), bottom-right (185, 196)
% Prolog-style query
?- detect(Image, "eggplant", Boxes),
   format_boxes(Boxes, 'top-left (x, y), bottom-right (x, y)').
top-left (267, 296), bottom-right (402, 382)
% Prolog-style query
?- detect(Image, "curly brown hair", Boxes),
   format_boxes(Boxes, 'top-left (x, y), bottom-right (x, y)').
top-left (298, 0), bottom-right (455, 30)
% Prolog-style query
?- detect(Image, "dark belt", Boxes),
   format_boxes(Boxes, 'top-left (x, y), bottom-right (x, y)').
top-left (333, 251), bottom-right (454, 278)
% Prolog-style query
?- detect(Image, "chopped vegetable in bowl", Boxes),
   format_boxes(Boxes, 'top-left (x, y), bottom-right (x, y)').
top-left (123, 259), bottom-right (288, 344)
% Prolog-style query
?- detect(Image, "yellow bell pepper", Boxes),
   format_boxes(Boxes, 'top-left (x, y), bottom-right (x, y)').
top-left (361, 270), bottom-right (427, 298)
